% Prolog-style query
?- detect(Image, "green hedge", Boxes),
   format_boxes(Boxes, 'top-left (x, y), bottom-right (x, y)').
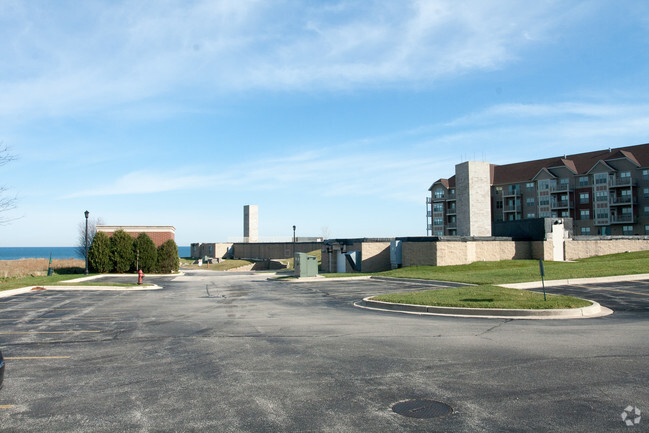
top-left (87, 231), bottom-right (178, 274)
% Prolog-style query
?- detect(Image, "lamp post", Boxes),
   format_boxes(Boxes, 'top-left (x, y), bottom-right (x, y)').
top-left (292, 225), bottom-right (296, 264)
top-left (84, 210), bottom-right (89, 275)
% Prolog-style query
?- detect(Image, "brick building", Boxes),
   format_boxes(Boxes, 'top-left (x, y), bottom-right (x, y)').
top-left (428, 143), bottom-right (649, 237)
top-left (96, 226), bottom-right (176, 247)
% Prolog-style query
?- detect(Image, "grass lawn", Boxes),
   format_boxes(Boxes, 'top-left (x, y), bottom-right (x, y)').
top-left (326, 250), bottom-right (649, 284)
top-left (1, 273), bottom-right (95, 292)
top-left (181, 259), bottom-right (255, 271)
top-left (371, 285), bottom-right (592, 309)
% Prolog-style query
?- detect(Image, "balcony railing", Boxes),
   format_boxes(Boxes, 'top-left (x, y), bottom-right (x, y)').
top-left (610, 196), bottom-right (636, 205)
top-left (446, 208), bottom-right (457, 215)
top-left (550, 184), bottom-right (570, 192)
top-left (609, 177), bottom-right (634, 187)
top-left (504, 205), bottom-right (521, 212)
top-left (551, 200), bottom-right (571, 209)
top-left (610, 214), bottom-right (635, 224)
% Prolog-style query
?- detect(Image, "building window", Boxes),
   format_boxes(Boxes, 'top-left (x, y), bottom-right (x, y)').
top-left (538, 180), bottom-right (549, 190)
top-left (561, 211), bottom-right (570, 217)
top-left (434, 189), bottom-right (444, 199)
top-left (526, 182), bottom-right (535, 189)
top-left (596, 191), bottom-right (608, 202)
top-left (596, 210), bottom-right (608, 219)
top-left (496, 200), bottom-right (503, 209)
top-left (526, 198), bottom-right (535, 207)
top-left (578, 176), bottom-right (589, 186)
top-left (433, 203), bottom-right (443, 212)
top-left (623, 225), bottom-right (633, 235)
top-left (600, 226), bottom-right (611, 235)
top-left (433, 218), bottom-right (444, 226)
top-left (644, 206), bottom-right (649, 216)
top-left (645, 225), bottom-right (649, 235)
top-left (580, 209), bottom-right (590, 219)
top-left (643, 169), bottom-right (649, 180)
top-left (620, 171), bottom-right (631, 178)
top-left (539, 211), bottom-right (551, 217)
top-left (581, 227), bottom-right (591, 235)
top-left (622, 207), bottom-right (632, 214)
top-left (645, 187), bottom-right (649, 198)
top-left (579, 192), bottom-right (590, 204)
top-left (539, 198), bottom-right (550, 206)
top-left (527, 213), bottom-right (536, 218)
top-left (595, 173), bottom-right (608, 184)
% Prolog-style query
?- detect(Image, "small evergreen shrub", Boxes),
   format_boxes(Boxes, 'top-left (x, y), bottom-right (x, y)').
top-left (111, 230), bottom-right (135, 273)
top-left (133, 232), bottom-right (157, 273)
top-left (156, 239), bottom-right (179, 273)
top-left (88, 231), bottom-right (111, 273)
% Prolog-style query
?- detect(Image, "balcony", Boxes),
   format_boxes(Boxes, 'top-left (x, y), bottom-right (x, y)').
top-left (550, 184), bottom-right (570, 193)
top-left (504, 205), bottom-right (521, 213)
top-left (609, 177), bottom-right (635, 188)
top-left (446, 207), bottom-right (457, 215)
top-left (447, 221), bottom-right (457, 229)
top-left (503, 189), bottom-right (521, 198)
top-left (610, 196), bottom-right (636, 206)
top-left (426, 197), bottom-right (432, 204)
top-left (551, 200), bottom-right (571, 209)
top-left (610, 214), bottom-right (635, 224)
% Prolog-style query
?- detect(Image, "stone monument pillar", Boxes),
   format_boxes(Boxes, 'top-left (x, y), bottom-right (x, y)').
top-left (243, 205), bottom-right (258, 243)
top-left (455, 161), bottom-right (492, 237)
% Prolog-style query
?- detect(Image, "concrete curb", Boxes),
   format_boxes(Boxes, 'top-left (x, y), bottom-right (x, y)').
top-left (355, 297), bottom-right (613, 320)
top-left (369, 276), bottom-right (471, 287)
top-left (499, 273), bottom-right (649, 289)
top-left (0, 284), bottom-right (162, 298)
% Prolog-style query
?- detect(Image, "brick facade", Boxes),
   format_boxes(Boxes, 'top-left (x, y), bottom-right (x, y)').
top-left (97, 226), bottom-right (175, 247)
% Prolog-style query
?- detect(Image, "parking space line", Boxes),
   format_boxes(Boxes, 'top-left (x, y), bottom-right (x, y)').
top-left (0, 330), bottom-right (101, 334)
top-left (0, 317), bottom-right (119, 321)
top-left (572, 285), bottom-right (649, 297)
top-left (5, 356), bottom-right (71, 360)
top-left (2, 308), bottom-right (81, 311)
top-left (0, 405), bottom-right (15, 409)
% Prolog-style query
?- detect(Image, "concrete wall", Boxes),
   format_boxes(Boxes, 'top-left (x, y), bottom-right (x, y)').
top-left (565, 237), bottom-right (649, 260)
top-left (361, 242), bottom-right (391, 273)
top-left (190, 243), bottom-right (233, 259)
top-left (233, 242), bottom-right (322, 260)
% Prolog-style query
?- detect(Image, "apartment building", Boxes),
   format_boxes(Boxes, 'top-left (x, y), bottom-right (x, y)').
top-left (427, 143), bottom-right (649, 237)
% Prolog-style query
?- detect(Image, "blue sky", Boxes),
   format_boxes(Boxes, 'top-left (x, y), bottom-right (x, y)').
top-left (2, 0), bottom-right (649, 247)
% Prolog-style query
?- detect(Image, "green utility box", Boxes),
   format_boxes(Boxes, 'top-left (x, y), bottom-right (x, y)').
top-left (294, 252), bottom-right (318, 278)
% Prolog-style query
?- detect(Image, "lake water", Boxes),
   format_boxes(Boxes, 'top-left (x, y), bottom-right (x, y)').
top-left (0, 246), bottom-right (191, 260)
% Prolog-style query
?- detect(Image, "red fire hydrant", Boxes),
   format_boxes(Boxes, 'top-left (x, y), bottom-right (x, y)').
top-left (138, 269), bottom-right (145, 285)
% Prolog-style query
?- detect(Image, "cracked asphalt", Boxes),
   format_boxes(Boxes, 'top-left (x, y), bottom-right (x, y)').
top-left (0, 271), bottom-right (647, 432)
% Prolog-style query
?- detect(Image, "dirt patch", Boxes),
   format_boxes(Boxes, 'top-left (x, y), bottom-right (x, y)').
top-left (0, 258), bottom-right (85, 278)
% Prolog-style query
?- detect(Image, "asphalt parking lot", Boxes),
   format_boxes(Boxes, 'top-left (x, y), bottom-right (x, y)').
top-left (0, 272), bottom-right (647, 432)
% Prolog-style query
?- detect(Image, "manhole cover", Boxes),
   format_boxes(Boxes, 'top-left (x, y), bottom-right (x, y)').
top-left (392, 399), bottom-right (453, 419)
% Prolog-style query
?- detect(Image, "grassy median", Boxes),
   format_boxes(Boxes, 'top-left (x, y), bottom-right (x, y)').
top-left (328, 250), bottom-right (649, 284)
top-left (371, 285), bottom-right (592, 309)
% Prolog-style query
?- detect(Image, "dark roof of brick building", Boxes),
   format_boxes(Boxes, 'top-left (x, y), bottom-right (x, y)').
top-left (430, 143), bottom-right (649, 190)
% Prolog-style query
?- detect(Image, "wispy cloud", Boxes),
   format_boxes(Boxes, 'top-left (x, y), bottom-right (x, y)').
top-left (0, 0), bottom-right (574, 118)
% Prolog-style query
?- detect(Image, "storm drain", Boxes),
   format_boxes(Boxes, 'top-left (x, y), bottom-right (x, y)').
top-left (392, 399), bottom-right (453, 419)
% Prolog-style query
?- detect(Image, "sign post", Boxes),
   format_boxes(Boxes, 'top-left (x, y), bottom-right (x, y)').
top-left (539, 260), bottom-right (547, 301)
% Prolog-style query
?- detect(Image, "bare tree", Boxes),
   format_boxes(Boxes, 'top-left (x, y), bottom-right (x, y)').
top-left (0, 144), bottom-right (17, 225)
top-left (76, 216), bottom-right (104, 259)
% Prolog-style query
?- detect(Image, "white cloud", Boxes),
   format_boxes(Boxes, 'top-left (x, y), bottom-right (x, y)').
top-left (0, 0), bottom-right (573, 118)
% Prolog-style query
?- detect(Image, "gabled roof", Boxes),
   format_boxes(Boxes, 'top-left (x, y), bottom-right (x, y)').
top-left (428, 176), bottom-right (456, 191)
top-left (531, 167), bottom-right (557, 181)
top-left (489, 143), bottom-right (649, 185)
top-left (586, 160), bottom-right (615, 174)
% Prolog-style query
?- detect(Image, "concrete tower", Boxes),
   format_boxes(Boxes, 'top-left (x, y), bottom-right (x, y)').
top-left (243, 205), bottom-right (258, 243)
top-left (455, 161), bottom-right (492, 237)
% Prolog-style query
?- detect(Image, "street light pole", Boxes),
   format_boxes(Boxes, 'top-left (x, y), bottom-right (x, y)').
top-left (84, 210), bottom-right (89, 275)
top-left (292, 225), bottom-right (296, 263)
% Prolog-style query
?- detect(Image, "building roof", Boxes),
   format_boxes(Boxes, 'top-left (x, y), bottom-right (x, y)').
top-left (491, 143), bottom-right (649, 185)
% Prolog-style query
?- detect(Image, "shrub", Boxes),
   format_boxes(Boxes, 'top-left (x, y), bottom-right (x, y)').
top-left (88, 231), bottom-right (111, 273)
top-left (133, 232), bottom-right (157, 273)
top-left (156, 239), bottom-right (179, 273)
top-left (111, 230), bottom-right (134, 273)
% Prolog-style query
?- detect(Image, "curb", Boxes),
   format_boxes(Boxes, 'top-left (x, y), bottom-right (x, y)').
top-left (0, 284), bottom-right (162, 298)
top-left (499, 273), bottom-right (649, 289)
top-left (355, 297), bottom-right (613, 320)
top-left (369, 276), bottom-right (470, 287)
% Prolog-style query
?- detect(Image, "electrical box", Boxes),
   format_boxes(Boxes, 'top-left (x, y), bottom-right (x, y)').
top-left (294, 252), bottom-right (318, 278)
